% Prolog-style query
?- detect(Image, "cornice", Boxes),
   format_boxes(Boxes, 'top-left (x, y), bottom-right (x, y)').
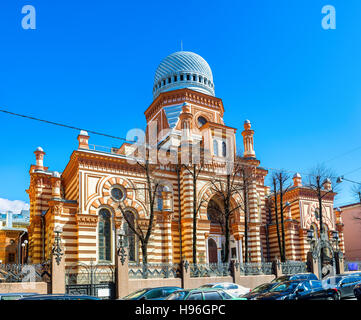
top-left (144, 88), bottom-right (224, 121)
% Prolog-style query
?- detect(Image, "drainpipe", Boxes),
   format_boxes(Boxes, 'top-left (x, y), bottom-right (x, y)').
top-left (176, 164), bottom-right (183, 263)
top-left (18, 231), bottom-right (26, 264)
top-left (41, 215), bottom-right (46, 261)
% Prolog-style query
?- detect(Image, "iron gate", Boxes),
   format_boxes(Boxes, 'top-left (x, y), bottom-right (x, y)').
top-left (65, 261), bottom-right (115, 299)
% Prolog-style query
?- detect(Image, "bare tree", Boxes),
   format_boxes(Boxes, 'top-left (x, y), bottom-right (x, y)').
top-left (306, 164), bottom-right (339, 268)
top-left (208, 157), bottom-right (255, 263)
top-left (351, 184), bottom-right (361, 204)
top-left (306, 165), bottom-right (339, 235)
top-left (182, 161), bottom-right (207, 264)
top-left (117, 158), bottom-right (161, 265)
top-left (270, 171), bottom-right (297, 262)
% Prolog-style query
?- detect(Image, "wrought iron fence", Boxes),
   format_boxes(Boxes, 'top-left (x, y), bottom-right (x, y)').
top-left (65, 262), bottom-right (115, 299)
top-left (343, 261), bottom-right (361, 272)
top-left (0, 261), bottom-right (51, 283)
top-left (65, 262), bottom-right (114, 285)
top-left (128, 263), bottom-right (181, 279)
top-left (189, 263), bottom-right (231, 277)
top-left (238, 262), bottom-right (273, 275)
top-left (281, 261), bottom-right (307, 275)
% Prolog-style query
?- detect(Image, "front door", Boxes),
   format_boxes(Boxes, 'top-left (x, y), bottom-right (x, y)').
top-left (208, 238), bottom-right (218, 264)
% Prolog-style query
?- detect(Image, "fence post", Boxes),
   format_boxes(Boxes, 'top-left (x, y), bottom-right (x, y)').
top-left (307, 252), bottom-right (320, 279)
top-left (272, 258), bottom-right (282, 278)
top-left (115, 248), bottom-right (129, 299)
top-left (181, 260), bottom-right (190, 289)
top-left (334, 251), bottom-right (344, 275)
top-left (51, 253), bottom-right (65, 294)
top-left (231, 260), bottom-right (241, 285)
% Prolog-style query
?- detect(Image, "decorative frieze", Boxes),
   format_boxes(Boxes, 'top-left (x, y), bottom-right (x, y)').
top-left (76, 214), bottom-right (98, 227)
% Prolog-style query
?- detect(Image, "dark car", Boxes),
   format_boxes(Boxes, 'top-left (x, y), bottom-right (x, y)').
top-left (241, 282), bottom-right (278, 299)
top-left (323, 275), bottom-right (361, 299)
top-left (353, 283), bottom-right (361, 300)
top-left (166, 288), bottom-right (246, 300)
top-left (271, 273), bottom-right (318, 283)
top-left (122, 287), bottom-right (182, 300)
top-left (254, 280), bottom-right (337, 300)
top-left (20, 294), bottom-right (100, 300)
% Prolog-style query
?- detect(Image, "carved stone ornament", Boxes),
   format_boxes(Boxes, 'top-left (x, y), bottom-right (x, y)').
top-left (77, 214), bottom-right (98, 227)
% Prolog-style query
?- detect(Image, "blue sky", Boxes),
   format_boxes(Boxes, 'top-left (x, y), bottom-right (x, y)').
top-left (0, 0), bottom-right (360, 208)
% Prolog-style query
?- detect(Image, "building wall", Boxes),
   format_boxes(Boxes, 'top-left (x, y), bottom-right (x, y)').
top-left (341, 203), bottom-right (361, 261)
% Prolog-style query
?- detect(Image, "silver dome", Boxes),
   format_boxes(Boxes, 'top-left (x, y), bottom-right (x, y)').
top-left (153, 51), bottom-right (215, 99)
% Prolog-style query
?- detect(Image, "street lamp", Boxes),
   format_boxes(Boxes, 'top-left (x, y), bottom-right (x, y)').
top-left (307, 229), bottom-right (315, 242)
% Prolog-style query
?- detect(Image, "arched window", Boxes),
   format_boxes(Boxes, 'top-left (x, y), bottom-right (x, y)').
top-left (157, 186), bottom-right (164, 211)
top-left (222, 141), bottom-right (227, 157)
top-left (213, 139), bottom-right (219, 156)
top-left (124, 211), bottom-right (137, 262)
top-left (98, 208), bottom-right (111, 261)
top-left (197, 116), bottom-right (207, 127)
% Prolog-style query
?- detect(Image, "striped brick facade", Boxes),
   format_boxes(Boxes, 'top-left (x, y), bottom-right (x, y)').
top-left (263, 175), bottom-right (345, 262)
top-left (26, 89), bottom-right (273, 266)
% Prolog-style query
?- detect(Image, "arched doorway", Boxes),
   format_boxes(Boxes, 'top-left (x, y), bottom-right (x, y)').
top-left (208, 238), bottom-right (218, 263)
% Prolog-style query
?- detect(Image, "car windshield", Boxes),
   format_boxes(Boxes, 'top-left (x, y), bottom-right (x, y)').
top-left (269, 281), bottom-right (300, 292)
top-left (323, 277), bottom-right (344, 286)
top-left (271, 276), bottom-right (289, 283)
top-left (251, 283), bottom-right (273, 293)
top-left (123, 289), bottom-right (148, 299)
top-left (166, 291), bottom-right (190, 300)
top-left (199, 284), bottom-right (214, 288)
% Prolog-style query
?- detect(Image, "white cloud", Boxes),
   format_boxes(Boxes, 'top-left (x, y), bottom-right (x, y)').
top-left (0, 198), bottom-right (30, 214)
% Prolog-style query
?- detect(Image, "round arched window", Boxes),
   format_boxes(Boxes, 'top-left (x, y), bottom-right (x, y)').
top-left (111, 187), bottom-right (124, 201)
top-left (197, 116), bottom-right (207, 127)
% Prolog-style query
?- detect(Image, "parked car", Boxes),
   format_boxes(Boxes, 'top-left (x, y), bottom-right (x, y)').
top-left (323, 275), bottom-right (361, 299)
top-left (241, 282), bottom-right (278, 299)
top-left (0, 293), bottom-right (38, 300)
top-left (122, 287), bottom-right (182, 300)
top-left (271, 273), bottom-right (318, 283)
top-left (353, 283), bottom-right (361, 300)
top-left (340, 272), bottom-right (361, 277)
top-left (166, 288), bottom-right (247, 300)
top-left (198, 283), bottom-right (250, 297)
top-left (254, 280), bottom-right (337, 300)
top-left (20, 294), bottom-right (100, 300)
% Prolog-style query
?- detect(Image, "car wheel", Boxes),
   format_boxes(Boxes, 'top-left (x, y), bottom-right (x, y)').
top-left (332, 292), bottom-right (340, 300)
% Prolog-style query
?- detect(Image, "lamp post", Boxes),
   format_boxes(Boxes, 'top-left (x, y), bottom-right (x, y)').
top-left (116, 229), bottom-right (127, 265)
top-left (52, 226), bottom-right (63, 265)
top-left (332, 230), bottom-right (339, 252)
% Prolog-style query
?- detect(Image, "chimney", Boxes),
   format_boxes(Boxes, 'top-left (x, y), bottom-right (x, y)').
top-left (241, 120), bottom-right (256, 158)
top-left (6, 211), bottom-right (13, 228)
top-left (77, 130), bottom-right (89, 149)
top-left (293, 173), bottom-right (302, 187)
top-left (34, 147), bottom-right (45, 170)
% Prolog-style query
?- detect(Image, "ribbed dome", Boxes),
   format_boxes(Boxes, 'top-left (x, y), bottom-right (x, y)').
top-left (153, 51), bottom-right (215, 99)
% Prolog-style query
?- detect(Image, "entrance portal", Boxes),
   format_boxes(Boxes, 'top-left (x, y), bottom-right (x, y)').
top-left (208, 238), bottom-right (218, 263)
